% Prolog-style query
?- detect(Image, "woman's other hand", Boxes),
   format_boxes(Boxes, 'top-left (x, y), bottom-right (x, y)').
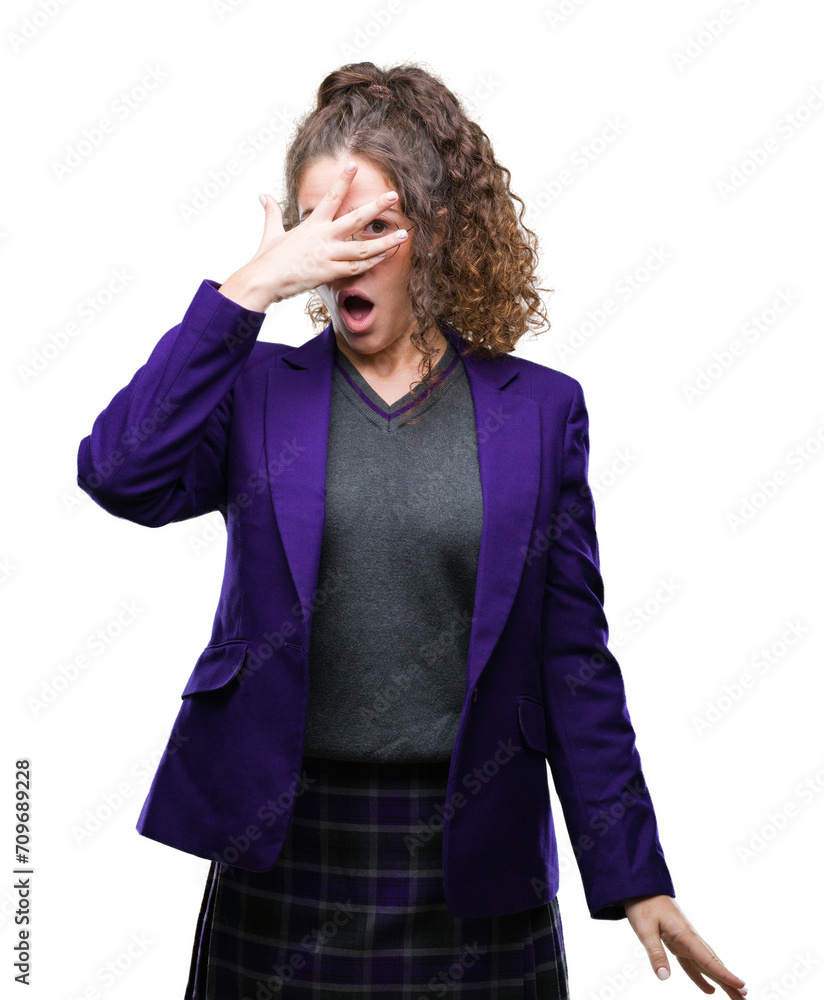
top-left (217, 161), bottom-right (404, 312)
top-left (623, 894), bottom-right (747, 997)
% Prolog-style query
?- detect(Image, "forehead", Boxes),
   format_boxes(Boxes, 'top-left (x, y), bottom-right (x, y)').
top-left (298, 155), bottom-right (396, 214)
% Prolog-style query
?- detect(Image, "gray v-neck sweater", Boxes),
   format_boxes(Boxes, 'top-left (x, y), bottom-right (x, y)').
top-left (302, 333), bottom-right (484, 762)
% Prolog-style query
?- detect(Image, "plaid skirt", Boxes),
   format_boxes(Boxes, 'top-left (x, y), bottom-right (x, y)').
top-left (184, 754), bottom-right (569, 999)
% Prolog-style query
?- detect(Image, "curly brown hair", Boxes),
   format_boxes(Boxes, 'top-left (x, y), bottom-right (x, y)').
top-left (280, 60), bottom-right (553, 400)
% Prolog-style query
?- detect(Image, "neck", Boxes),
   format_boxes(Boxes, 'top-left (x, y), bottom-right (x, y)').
top-left (334, 322), bottom-right (448, 379)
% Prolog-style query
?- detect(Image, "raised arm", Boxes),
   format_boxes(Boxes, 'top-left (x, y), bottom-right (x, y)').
top-left (77, 162), bottom-right (417, 527)
top-left (76, 279), bottom-right (267, 527)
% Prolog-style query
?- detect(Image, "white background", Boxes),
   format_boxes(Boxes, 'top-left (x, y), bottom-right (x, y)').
top-left (4, 0), bottom-right (824, 997)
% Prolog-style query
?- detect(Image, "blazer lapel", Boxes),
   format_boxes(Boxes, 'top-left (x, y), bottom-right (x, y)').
top-left (262, 321), bottom-right (541, 696)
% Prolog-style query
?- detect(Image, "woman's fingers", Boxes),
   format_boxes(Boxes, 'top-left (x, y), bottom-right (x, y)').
top-left (678, 928), bottom-right (746, 996)
top-left (343, 225), bottom-right (408, 262)
top-left (675, 954), bottom-right (718, 994)
top-left (627, 899), bottom-right (747, 998)
top-left (675, 949), bottom-right (747, 998)
top-left (631, 917), bottom-right (674, 983)
top-left (292, 159), bottom-right (404, 264)
top-left (307, 160), bottom-right (359, 223)
top-left (239, 167), bottom-right (407, 302)
top-left (331, 189), bottom-right (400, 241)
top-left (663, 931), bottom-right (747, 997)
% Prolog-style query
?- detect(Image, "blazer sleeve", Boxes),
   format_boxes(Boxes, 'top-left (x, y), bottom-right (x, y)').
top-left (76, 279), bottom-right (267, 527)
top-left (541, 378), bottom-right (676, 920)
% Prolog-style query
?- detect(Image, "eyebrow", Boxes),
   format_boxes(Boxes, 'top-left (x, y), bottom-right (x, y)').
top-left (299, 205), bottom-right (402, 221)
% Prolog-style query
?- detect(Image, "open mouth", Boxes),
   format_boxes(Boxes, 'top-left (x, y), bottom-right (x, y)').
top-left (338, 290), bottom-right (375, 330)
top-left (343, 294), bottom-right (373, 321)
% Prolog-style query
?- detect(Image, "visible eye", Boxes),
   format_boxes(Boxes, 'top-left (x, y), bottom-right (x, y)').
top-left (364, 219), bottom-right (392, 237)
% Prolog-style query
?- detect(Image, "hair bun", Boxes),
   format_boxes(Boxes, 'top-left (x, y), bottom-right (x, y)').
top-left (316, 65), bottom-right (400, 110)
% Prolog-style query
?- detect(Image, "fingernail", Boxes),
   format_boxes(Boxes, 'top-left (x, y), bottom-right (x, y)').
top-left (656, 967), bottom-right (670, 980)
top-left (396, 229), bottom-right (407, 239)
top-left (386, 192), bottom-right (398, 201)
top-left (377, 252), bottom-right (387, 259)
top-left (346, 161), bottom-right (356, 172)
top-left (259, 194), bottom-right (267, 208)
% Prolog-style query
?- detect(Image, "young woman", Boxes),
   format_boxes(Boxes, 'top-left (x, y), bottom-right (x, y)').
top-left (77, 62), bottom-right (748, 999)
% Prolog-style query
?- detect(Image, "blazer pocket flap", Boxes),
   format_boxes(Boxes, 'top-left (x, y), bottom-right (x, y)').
top-left (181, 640), bottom-right (249, 697)
top-left (518, 695), bottom-right (548, 756)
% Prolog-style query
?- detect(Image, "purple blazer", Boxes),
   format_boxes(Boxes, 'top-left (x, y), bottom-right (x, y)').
top-left (76, 278), bottom-right (676, 920)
